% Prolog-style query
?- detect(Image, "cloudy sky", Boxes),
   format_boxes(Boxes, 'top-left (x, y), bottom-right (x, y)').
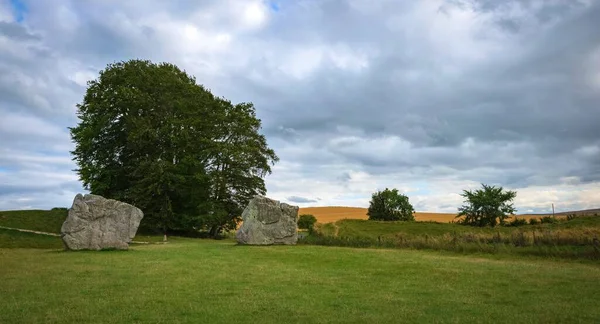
top-left (1, 0), bottom-right (599, 213)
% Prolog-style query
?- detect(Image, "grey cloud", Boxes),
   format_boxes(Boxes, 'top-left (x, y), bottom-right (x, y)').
top-left (251, 1), bottom-right (600, 190)
top-left (287, 196), bottom-right (319, 203)
top-left (0, 21), bottom-right (40, 40)
top-left (1, 0), bottom-right (599, 211)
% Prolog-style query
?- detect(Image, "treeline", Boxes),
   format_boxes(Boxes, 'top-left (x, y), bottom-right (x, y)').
top-left (366, 184), bottom-right (529, 228)
top-left (70, 60), bottom-right (278, 237)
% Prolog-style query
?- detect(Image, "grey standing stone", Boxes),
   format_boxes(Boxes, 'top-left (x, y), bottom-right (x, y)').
top-left (61, 194), bottom-right (144, 250)
top-left (236, 195), bottom-right (299, 245)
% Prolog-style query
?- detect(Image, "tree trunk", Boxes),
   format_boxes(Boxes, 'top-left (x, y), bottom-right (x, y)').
top-left (209, 225), bottom-right (222, 238)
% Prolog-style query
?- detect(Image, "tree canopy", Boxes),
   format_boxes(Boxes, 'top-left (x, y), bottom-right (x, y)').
top-left (70, 59), bottom-right (278, 237)
top-left (297, 214), bottom-right (317, 232)
top-left (367, 188), bottom-right (415, 221)
top-left (456, 184), bottom-right (517, 227)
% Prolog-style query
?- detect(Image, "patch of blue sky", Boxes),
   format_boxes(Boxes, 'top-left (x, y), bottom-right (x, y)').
top-left (10, 0), bottom-right (27, 22)
top-left (269, 1), bottom-right (279, 12)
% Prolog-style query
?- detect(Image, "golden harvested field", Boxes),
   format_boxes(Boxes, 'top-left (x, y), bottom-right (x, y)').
top-left (298, 207), bottom-right (568, 224)
top-left (299, 207), bottom-right (459, 223)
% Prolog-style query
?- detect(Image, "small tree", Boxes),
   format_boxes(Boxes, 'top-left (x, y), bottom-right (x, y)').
top-left (456, 184), bottom-right (517, 227)
top-left (298, 214), bottom-right (317, 233)
top-left (367, 188), bottom-right (415, 221)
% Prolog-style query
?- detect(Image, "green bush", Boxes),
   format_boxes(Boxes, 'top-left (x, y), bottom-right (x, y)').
top-left (541, 216), bottom-right (558, 224)
top-left (528, 218), bottom-right (540, 225)
top-left (506, 217), bottom-right (528, 227)
top-left (367, 188), bottom-right (415, 221)
top-left (298, 214), bottom-right (317, 232)
top-left (456, 184), bottom-right (517, 227)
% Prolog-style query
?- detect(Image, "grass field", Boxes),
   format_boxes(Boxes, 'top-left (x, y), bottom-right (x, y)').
top-left (299, 207), bottom-right (575, 224)
top-left (1, 209), bottom-right (600, 322)
top-left (305, 216), bottom-right (600, 259)
top-left (0, 228), bottom-right (63, 249)
top-left (320, 216), bottom-right (600, 239)
top-left (1, 239), bottom-right (600, 323)
top-left (0, 208), bottom-right (67, 233)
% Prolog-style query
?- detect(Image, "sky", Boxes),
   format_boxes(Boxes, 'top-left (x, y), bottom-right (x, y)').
top-left (0, 0), bottom-right (599, 213)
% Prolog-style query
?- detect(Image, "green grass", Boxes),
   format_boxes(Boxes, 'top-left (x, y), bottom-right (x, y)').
top-left (330, 217), bottom-right (600, 240)
top-left (309, 217), bottom-right (600, 259)
top-left (0, 228), bottom-right (63, 249)
top-left (1, 239), bottom-right (599, 323)
top-left (0, 227), bottom-right (166, 249)
top-left (0, 208), bottom-right (67, 233)
top-left (0, 209), bottom-right (167, 247)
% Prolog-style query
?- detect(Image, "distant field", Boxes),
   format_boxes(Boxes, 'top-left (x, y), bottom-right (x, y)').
top-left (299, 206), bottom-right (578, 224)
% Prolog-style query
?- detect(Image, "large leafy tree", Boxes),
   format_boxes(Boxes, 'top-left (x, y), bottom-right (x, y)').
top-left (456, 184), bottom-right (517, 227)
top-left (70, 59), bottom-right (278, 236)
top-left (201, 99), bottom-right (278, 236)
top-left (367, 188), bottom-right (415, 221)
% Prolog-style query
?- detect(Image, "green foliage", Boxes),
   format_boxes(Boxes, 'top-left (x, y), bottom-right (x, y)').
top-left (297, 214), bottom-right (317, 232)
top-left (367, 188), bottom-right (415, 221)
top-left (528, 218), bottom-right (540, 225)
top-left (456, 184), bottom-right (517, 227)
top-left (70, 59), bottom-right (278, 236)
top-left (506, 217), bottom-right (528, 227)
top-left (541, 216), bottom-right (558, 224)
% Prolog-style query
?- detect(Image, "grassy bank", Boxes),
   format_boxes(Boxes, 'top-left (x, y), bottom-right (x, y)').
top-left (304, 216), bottom-right (600, 259)
top-left (2, 239), bottom-right (600, 323)
top-left (0, 208), bottom-right (67, 233)
top-left (0, 228), bottom-right (63, 249)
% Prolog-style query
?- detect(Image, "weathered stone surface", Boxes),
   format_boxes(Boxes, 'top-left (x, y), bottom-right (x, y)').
top-left (236, 195), bottom-right (299, 245)
top-left (61, 194), bottom-right (144, 250)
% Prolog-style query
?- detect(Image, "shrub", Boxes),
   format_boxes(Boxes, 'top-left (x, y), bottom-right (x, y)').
top-left (367, 188), bottom-right (415, 221)
top-left (298, 214), bottom-right (317, 232)
top-left (506, 217), bottom-right (528, 227)
top-left (456, 184), bottom-right (517, 227)
top-left (528, 218), bottom-right (540, 225)
top-left (541, 216), bottom-right (558, 224)
top-left (566, 214), bottom-right (577, 221)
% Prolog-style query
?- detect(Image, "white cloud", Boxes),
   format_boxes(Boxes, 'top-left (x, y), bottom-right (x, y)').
top-left (586, 45), bottom-right (600, 90)
top-left (0, 113), bottom-right (67, 140)
top-left (69, 70), bottom-right (97, 87)
top-left (0, 0), bottom-right (599, 213)
top-left (0, 0), bottom-right (13, 22)
top-left (515, 182), bottom-right (600, 213)
top-left (575, 145), bottom-right (600, 157)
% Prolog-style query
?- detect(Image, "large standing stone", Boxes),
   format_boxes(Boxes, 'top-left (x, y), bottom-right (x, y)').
top-left (61, 194), bottom-right (144, 250)
top-left (236, 195), bottom-right (299, 245)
